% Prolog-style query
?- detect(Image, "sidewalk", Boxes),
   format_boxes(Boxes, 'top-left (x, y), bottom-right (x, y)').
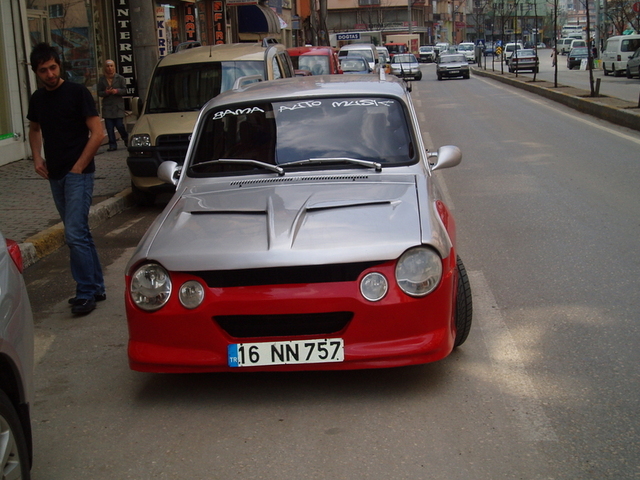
top-left (0, 145), bottom-right (133, 268)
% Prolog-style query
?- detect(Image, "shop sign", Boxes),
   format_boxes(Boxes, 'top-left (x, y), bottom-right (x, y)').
top-left (114, 0), bottom-right (138, 96)
top-left (213, 1), bottom-right (226, 44)
top-left (184, 3), bottom-right (197, 42)
top-left (156, 7), bottom-right (168, 57)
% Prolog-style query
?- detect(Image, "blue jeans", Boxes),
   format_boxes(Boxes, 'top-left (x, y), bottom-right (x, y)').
top-left (49, 172), bottom-right (105, 300)
top-left (105, 117), bottom-right (128, 149)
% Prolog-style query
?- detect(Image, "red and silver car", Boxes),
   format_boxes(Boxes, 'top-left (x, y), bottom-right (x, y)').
top-left (125, 74), bottom-right (472, 373)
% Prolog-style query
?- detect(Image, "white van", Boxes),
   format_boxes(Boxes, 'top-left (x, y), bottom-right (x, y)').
top-left (338, 44), bottom-right (381, 72)
top-left (503, 42), bottom-right (523, 63)
top-left (601, 34), bottom-right (640, 76)
top-left (557, 38), bottom-right (574, 55)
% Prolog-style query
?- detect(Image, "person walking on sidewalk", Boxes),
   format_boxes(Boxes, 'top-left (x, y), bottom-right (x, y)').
top-left (27, 43), bottom-right (106, 315)
top-left (97, 59), bottom-right (129, 151)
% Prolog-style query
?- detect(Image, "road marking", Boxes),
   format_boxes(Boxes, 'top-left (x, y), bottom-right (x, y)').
top-left (470, 270), bottom-right (559, 442)
top-left (475, 76), bottom-right (640, 145)
top-left (104, 217), bottom-right (146, 238)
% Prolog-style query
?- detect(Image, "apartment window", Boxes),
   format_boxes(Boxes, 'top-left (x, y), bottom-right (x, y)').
top-left (49, 4), bottom-right (64, 18)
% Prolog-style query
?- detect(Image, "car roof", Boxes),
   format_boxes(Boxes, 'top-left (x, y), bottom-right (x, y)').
top-left (204, 74), bottom-right (408, 110)
top-left (157, 43), bottom-right (276, 67)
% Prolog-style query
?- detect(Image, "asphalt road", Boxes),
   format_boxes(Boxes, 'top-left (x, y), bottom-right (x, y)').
top-left (25, 68), bottom-right (640, 479)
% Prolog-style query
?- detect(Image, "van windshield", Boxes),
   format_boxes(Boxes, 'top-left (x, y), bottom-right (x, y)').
top-left (146, 61), bottom-right (263, 114)
top-left (189, 97), bottom-right (416, 175)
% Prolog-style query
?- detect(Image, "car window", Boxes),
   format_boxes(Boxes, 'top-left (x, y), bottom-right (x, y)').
top-left (147, 61), bottom-right (263, 113)
top-left (272, 56), bottom-right (282, 79)
top-left (299, 55), bottom-right (331, 75)
top-left (622, 38), bottom-right (640, 52)
top-left (190, 97), bottom-right (416, 174)
top-left (440, 55), bottom-right (465, 63)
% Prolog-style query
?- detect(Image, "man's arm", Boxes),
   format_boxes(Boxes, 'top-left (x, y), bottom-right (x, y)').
top-left (70, 116), bottom-right (105, 174)
top-left (28, 121), bottom-right (49, 179)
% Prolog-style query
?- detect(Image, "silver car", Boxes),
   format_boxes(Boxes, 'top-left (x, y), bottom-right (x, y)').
top-left (125, 74), bottom-right (472, 373)
top-left (437, 54), bottom-right (470, 80)
top-left (390, 53), bottom-right (422, 80)
top-left (0, 232), bottom-right (34, 478)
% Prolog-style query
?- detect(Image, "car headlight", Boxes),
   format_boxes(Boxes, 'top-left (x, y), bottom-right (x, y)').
top-left (130, 263), bottom-right (172, 311)
top-left (360, 272), bottom-right (388, 302)
top-left (130, 134), bottom-right (151, 148)
top-left (179, 280), bottom-right (205, 309)
top-left (395, 247), bottom-right (442, 297)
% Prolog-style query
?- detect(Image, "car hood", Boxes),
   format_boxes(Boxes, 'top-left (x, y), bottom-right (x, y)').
top-left (131, 111), bottom-right (200, 142)
top-left (130, 174), bottom-right (445, 272)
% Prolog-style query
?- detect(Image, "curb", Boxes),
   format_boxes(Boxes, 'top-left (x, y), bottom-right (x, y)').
top-left (19, 188), bottom-right (133, 269)
top-left (471, 67), bottom-right (640, 133)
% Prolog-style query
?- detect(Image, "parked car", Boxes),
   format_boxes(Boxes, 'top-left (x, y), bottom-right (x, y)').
top-left (0, 232), bottom-right (34, 479)
top-left (287, 46), bottom-right (342, 75)
top-left (601, 34), bottom-right (640, 76)
top-left (377, 46), bottom-right (391, 67)
top-left (437, 53), bottom-right (470, 80)
top-left (567, 47), bottom-right (590, 69)
top-left (390, 53), bottom-right (422, 80)
top-left (508, 48), bottom-right (539, 73)
top-left (457, 42), bottom-right (476, 63)
top-left (124, 74), bottom-right (472, 373)
top-left (418, 45), bottom-right (436, 63)
top-left (626, 47), bottom-right (640, 78)
top-left (127, 41), bottom-right (295, 206)
top-left (503, 42), bottom-right (523, 64)
top-left (339, 56), bottom-right (372, 74)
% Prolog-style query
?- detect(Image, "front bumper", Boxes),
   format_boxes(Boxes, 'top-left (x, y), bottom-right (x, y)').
top-left (126, 254), bottom-right (457, 373)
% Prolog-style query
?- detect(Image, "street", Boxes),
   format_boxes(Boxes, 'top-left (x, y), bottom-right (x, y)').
top-left (24, 67), bottom-right (640, 479)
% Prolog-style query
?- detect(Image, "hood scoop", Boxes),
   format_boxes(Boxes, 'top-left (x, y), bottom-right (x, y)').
top-left (230, 175), bottom-right (370, 187)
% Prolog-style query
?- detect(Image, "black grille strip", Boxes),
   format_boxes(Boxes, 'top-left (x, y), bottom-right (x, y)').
top-left (215, 311), bottom-right (353, 338)
top-left (186, 261), bottom-right (385, 288)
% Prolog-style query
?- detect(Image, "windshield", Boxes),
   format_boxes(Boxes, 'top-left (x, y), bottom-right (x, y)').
top-left (189, 97), bottom-right (416, 175)
top-left (393, 55), bottom-right (416, 63)
top-left (298, 55), bottom-right (331, 75)
top-left (440, 55), bottom-right (466, 63)
top-left (340, 49), bottom-right (374, 63)
top-left (147, 61), bottom-right (263, 114)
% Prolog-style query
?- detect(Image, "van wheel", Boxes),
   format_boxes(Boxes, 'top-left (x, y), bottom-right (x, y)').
top-left (603, 64), bottom-right (609, 75)
top-left (627, 67), bottom-right (632, 79)
top-left (131, 182), bottom-right (156, 207)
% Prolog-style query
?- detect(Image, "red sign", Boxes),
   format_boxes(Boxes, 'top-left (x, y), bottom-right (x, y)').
top-left (633, 2), bottom-right (640, 13)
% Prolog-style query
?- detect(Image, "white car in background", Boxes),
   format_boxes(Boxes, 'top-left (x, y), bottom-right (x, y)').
top-left (457, 42), bottom-right (476, 63)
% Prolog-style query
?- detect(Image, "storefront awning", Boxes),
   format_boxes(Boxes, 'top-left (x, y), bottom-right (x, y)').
top-left (238, 4), bottom-right (281, 34)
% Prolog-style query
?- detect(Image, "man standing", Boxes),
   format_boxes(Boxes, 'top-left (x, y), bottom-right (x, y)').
top-left (27, 43), bottom-right (106, 315)
top-left (97, 59), bottom-right (129, 151)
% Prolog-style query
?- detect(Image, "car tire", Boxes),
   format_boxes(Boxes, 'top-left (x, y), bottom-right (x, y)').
top-left (131, 182), bottom-right (156, 207)
top-left (603, 64), bottom-right (609, 76)
top-left (463, 72), bottom-right (470, 79)
top-left (613, 68), bottom-right (622, 77)
top-left (533, 67), bottom-right (539, 73)
top-left (627, 67), bottom-right (632, 79)
top-left (0, 389), bottom-right (31, 480)
top-left (437, 74), bottom-right (442, 81)
top-left (454, 256), bottom-right (473, 348)
top-left (415, 71), bottom-right (422, 81)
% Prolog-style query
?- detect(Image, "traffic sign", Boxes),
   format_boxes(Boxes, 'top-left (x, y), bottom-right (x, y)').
top-left (495, 46), bottom-right (503, 55)
top-left (633, 2), bottom-right (640, 13)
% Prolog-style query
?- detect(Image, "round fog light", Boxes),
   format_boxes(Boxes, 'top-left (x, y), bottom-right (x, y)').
top-left (360, 272), bottom-right (388, 302)
top-left (179, 280), bottom-right (205, 309)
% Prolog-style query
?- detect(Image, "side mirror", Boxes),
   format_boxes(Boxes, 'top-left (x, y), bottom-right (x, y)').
top-left (427, 145), bottom-right (462, 171)
top-left (157, 161), bottom-right (181, 186)
top-left (132, 97), bottom-right (144, 117)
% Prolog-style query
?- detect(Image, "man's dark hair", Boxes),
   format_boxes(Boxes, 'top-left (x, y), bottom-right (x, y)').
top-left (30, 43), bottom-right (60, 72)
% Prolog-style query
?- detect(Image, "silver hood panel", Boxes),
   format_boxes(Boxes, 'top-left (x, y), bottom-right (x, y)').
top-left (132, 174), bottom-right (450, 272)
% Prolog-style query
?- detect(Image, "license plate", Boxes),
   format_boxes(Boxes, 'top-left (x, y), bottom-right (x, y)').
top-left (228, 338), bottom-right (344, 367)
top-left (449, 70), bottom-right (459, 74)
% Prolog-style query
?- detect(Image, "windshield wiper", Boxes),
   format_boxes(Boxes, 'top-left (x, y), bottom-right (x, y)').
top-left (188, 159), bottom-right (284, 176)
top-left (279, 157), bottom-right (382, 172)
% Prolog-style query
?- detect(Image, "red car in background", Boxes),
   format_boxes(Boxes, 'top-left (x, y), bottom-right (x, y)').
top-left (287, 46), bottom-right (343, 75)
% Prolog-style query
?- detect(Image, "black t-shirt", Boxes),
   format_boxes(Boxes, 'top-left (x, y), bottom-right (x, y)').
top-left (27, 80), bottom-right (99, 180)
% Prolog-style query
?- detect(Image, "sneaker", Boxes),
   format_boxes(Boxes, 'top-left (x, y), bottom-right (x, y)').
top-left (71, 298), bottom-right (96, 315)
top-left (69, 293), bottom-right (106, 305)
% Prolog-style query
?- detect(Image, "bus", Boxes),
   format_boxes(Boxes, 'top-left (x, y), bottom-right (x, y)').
top-left (561, 25), bottom-right (585, 39)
